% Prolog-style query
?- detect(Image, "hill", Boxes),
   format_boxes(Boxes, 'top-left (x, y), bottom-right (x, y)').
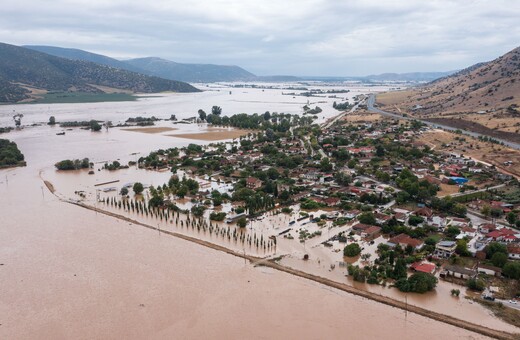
top-left (24, 45), bottom-right (146, 74)
top-left (125, 57), bottom-right (256, 83)
top-left (376, 46), bottom-right (520, 139)
top-left (0, 43), bottom-right (199, 103)
top-left (363, 71), bottom-right (456, 82)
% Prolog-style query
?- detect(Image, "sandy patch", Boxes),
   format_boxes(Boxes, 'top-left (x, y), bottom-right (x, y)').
top-left (438, 183), bottom-right (461, 197)
top-left (341, 111), bottom-right (384, 123)
top-left (419, 130), bottom-right (520, 179)
top-left (168, 129), bottom-right (251, 141)
top-left (122, 127), bottom-right (178, 134)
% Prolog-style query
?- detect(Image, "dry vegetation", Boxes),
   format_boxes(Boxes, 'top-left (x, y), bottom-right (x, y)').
top-left (376, 47), bottom-right (520, 138)
top-left (341, 110), bottom-right (387, 123)
top-left (418, 129), bottom-right (520, 178)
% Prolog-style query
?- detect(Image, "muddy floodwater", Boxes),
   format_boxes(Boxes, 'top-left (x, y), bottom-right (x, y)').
top-left (0, 86), bottom-right (507, 339)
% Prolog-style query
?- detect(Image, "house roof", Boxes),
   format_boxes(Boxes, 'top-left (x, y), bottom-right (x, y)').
top-left (438, 240), bottom-right (457, 247)
top-left (478, 264), bottom-right (502, 273)
top-left (508, 245), bottom-right (520, 254)
top-left (388, 233), bottom-right (423, 248)
top-left (411, 262), bottom-right (436, 274)
top-left (363, 226), bottom-right (381, 235)
top-left (444, 265), bottom-right (476, 276)
top-left (352, 223), bottom-right (374, 231)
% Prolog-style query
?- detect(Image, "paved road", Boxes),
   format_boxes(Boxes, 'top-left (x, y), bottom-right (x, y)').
top-left (495, 299), bottom-right (520, 311)
top-left (322, 97), bottom-right (366, 130)
top-left (366, 94), bottom-right (520, 150)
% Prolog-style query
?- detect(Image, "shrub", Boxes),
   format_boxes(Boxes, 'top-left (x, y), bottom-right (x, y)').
top-left (344, 243), bottom-right (361, 257)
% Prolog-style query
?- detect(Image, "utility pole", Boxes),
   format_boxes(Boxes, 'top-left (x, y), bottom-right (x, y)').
top-left (405, 294), bottom-right (408, 321)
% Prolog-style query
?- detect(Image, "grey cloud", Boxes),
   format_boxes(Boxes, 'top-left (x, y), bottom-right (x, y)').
top-left (1, 0), bottom-right (519, 76)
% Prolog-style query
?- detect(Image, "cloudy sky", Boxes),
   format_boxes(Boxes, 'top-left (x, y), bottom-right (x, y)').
top-left (2, 0), bottom-right (519, 76)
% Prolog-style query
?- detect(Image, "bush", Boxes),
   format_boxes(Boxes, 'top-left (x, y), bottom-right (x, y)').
top-left (467, 278), bottom-right (485, 291)
top-left (344, 243), bottom-right (361, 257)
top-left (395, 273), bottom-right (437, 293)
top-left (55, 158), bottom-right (90, 170)
top-left (190, 205), bottom-right (206, 217)
top-left (209, 212), bottom-right (227, 221)
top-left (491, 252), bottom-right (508, 268)
top-left (237, 217), bottom-right (247, 228)
top-left (133, 182), bottom-right (144, 195)
top-left (502, 261), bottom-right (520, 279)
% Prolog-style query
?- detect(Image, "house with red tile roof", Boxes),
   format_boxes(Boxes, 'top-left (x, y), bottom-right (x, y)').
top-left (410, 262), bottom-right (436, 274)
top-left (387, 233), bottom-right (424, 251)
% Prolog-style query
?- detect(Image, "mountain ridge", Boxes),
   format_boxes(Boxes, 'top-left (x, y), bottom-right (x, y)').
top-left (0, 43), bottom-right (199, 103)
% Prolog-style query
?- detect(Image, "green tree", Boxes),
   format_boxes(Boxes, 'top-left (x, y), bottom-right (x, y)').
top-left (408, 215), bottom-right (424, 226)
top-left (502, 261), bottom-right (520, 279)
top-left (198, 109), bottom-right (207, 121)
top-left (481, 205), bottom-right (491, 218)
top-left (191, 205), bottom-right (206, 217)
top-left (90, 120), bottom-right (102, 131)
top-left (455, 239), bottom-right (471, 257)
top-left (358, 212), bottom-right (376, 225)
top-left (407, 272), bottom-right (437, 293)
top-left (343, 243), bottom-right (361, 257)
top-left (120, 187), bottom-right (129, 196)
top-left (445, 226), bottom-right (460, 238)
top-left (485, 242), bottom-right (507, 259)
top-left (466, 278), bottom-right (485, 291)
top-left (48, 116), bottom-right (56, 125)
top-left (237, 217), bottom-right (247, 228)
top-left (133, 182), bottom-right (144, 195)
top-left (491, 252), bottom-right (508, 268)
top-left (392, 258), bottom-right (407, 280)
top-left (506, 211), bottom-right (517, 226)
top-left (212, 106), bottom-right (222, 115)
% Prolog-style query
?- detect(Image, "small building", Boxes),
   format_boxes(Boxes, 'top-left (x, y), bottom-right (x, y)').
top-left (344, 209), bottom-right (361, 220)
top-left (387, 233), bottom-right (424, 251)
top-left (360, 226), bottom-right (381, 240)
top-left (434, 240), bottom-right (457, 259)
top-left (479, 223), bottom-right (496, 234)
top-left (477, 264), bottom-right (502, 277)
top-left (374, 213), bottom-right (392, 225)
top-left (442, 265), bottom-right (477, 280)
top-left (246, 177), bottom-right (263, 190)
top-left (410, 261), bottom-right (436, 274)
top-left (508, 245), bottom-right (520, 260)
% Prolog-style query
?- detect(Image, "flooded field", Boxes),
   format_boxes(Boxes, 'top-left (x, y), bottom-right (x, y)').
top-left (0, 83), bottom-right (388, 126)
top-left (0, 85), bottom-right (514, 339)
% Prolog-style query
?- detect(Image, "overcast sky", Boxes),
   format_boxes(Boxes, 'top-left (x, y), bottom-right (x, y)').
top-left (2, 0), bottom-right (519, 76)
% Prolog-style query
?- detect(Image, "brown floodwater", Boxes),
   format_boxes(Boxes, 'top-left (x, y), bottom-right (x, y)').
top-left (0, 122), bottom-right (509, 339)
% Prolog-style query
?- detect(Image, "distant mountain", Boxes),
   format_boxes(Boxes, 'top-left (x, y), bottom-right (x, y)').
top-left (125, 57), bottom-right (256, 83)
top-left (363, 71), bottom-right (456, 82)
top-left (25, 45), bottom-right (259, 83)
top-left (24, 45), bottom-right (146, 74)
top-left (0, 43), bottom-right (199, 103)
top-left (376, 46), bottom-right (520, 142)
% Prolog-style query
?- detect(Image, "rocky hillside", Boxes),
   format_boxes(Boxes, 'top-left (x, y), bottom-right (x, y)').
top-left (0, 43), bottom-right (199, 103)
top-left (376, 46), bottom-right (520, 135)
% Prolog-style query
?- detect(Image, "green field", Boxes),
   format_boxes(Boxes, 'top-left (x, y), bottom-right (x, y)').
top-left (31, 92), bottom-right (137, 104)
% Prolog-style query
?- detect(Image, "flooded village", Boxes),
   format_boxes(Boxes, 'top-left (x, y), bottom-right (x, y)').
top-left (3, 83), bottom-right (520, 336)
top-left (1, 84), bottom-right (520, 339)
